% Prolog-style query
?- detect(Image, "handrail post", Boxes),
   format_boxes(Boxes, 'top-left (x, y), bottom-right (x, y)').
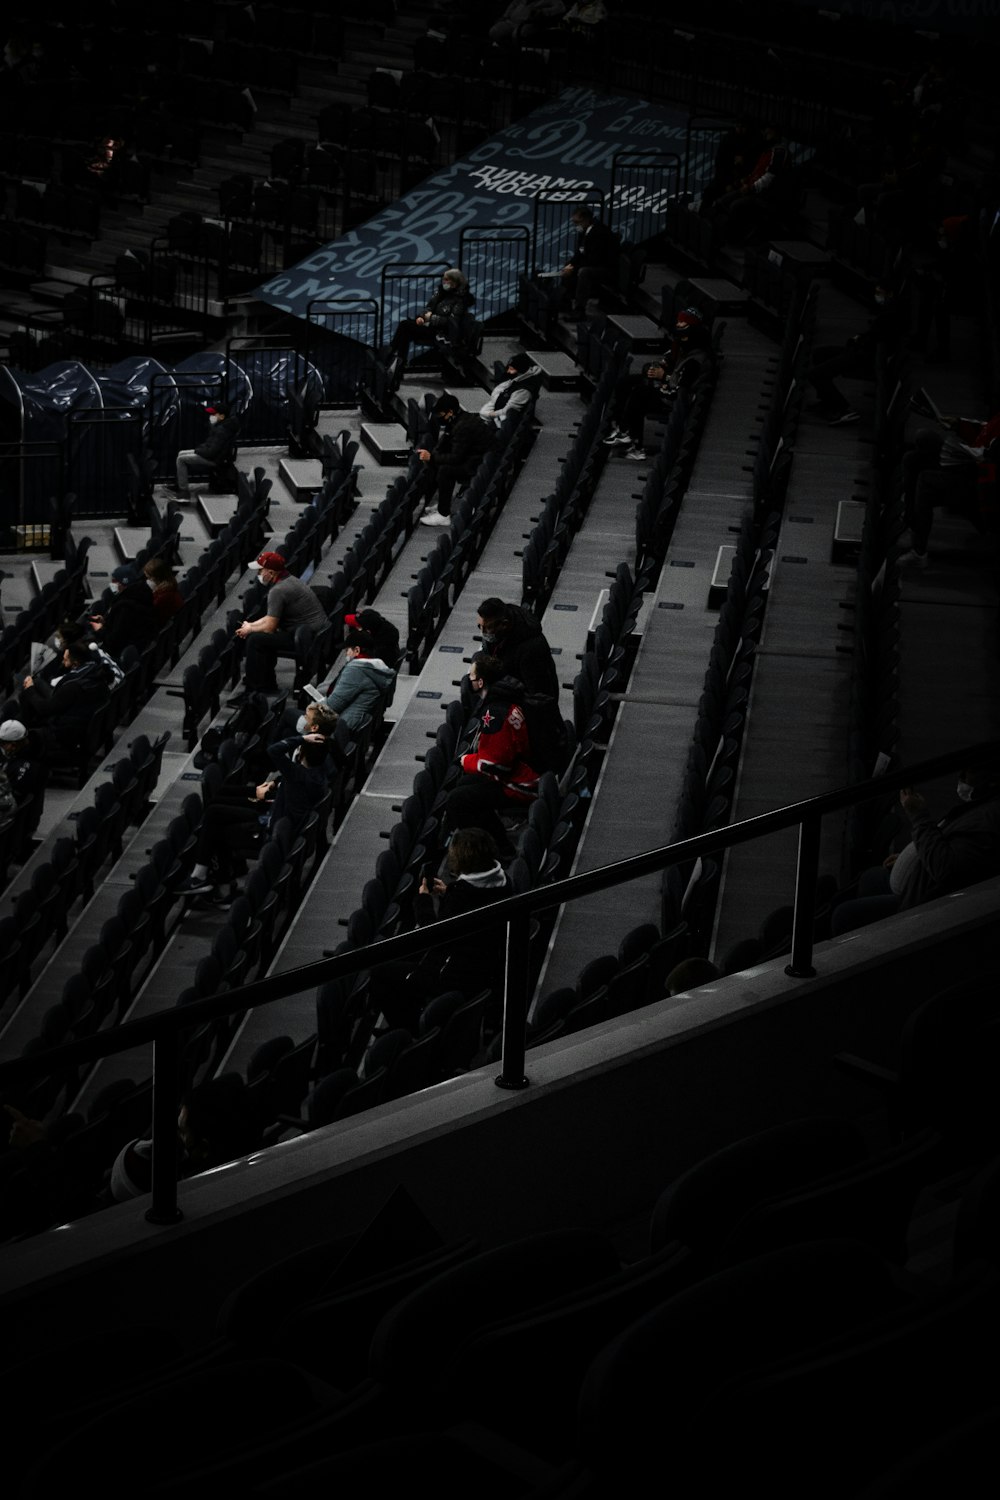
top-left (496, 910), bottom-right (530, 1091)
top-left (785, 811), bottom-right (821, 979)
top-left (145, 1031), bottom-right (183, 1225)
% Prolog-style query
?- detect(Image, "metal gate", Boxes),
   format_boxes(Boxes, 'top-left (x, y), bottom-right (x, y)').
top-left (458, 224), bottom-right (530, 326)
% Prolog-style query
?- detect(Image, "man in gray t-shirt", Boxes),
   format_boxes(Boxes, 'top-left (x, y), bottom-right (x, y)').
top-left (229, 551), bottom-right (328, 702)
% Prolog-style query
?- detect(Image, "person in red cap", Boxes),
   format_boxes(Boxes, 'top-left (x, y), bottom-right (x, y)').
top-left (602, 308), bottom-right (714, 458)
top-left (228, 551), bottom-right (329, 705)
top-left (174, 404), bottom-right (237, 496)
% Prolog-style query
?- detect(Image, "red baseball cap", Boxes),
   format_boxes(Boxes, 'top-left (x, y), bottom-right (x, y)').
top-left (255, 551), bottom-right (287, 571)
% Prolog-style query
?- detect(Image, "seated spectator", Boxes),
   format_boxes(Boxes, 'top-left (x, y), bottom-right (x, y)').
top-left (174, 404), bottom-right (238, 496)
top-left (103, 1075), bottom-right (262, 1205)
top-left (143, 556), bottom-right (184, 621)
top-left (228, 551), bottom-right (330, 705)
top-left (174, 731), bottom-right (335, 899)
top-left (18, 640), bottom-right (113, 762)
top-left (89, 563), bottom-right (157, 658)
top-left (705, 121), bottom-right (793, 247)
top-left (475, 595), bottom-right (560, 699)
top-left (0, 718), bottom-right (46, 831)
top-left (830, 765), bottom-right (1000, 935)
top-left (442, 653), bottom-right (541, 852)
top-left (560, 203), bottom-right (619, 319)
top-left (367, 826), bottom-right (511, 1034)
top-left (603, 308), bottom-right (714, 456)
top-left (343, 607), bottom-right (401, 667)
top-left (699, 116), bottom-right (764, 215)
top-left (897, 404), bottom-right (1000, 567)
top-left (489, 0), bottom-right (565, 45)
top-left (319, 629), bottom-right (397, 732)
top-left (479, 351), bottom-right (544, 431)
top-left (804, 281), bottom-right (906, 428)
top-left (417, 392), bottom-right (495, 527)
top-left (382, 269), bottom-right (476, 390)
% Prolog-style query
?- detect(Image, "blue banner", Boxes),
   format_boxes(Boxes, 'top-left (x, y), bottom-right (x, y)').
top-left (257, 87), bottom-right (696, 325)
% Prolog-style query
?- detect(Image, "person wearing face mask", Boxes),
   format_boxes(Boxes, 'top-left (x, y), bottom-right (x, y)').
top-left (804, 282), bottom-right (906, 427)
top-left (479, 351), bottom-right (544, 431)
top-left (0, 719), bottom-right (46, 831)
top-left (174, 404), bottom-right (237, 497)
top-left (829, 764), bottom-right (1000, 935)
top-left (473, 596), bottom-right (559, 701)
top-left (88, 563), bottom-right (157, 659)
top-left (416, 392), bottom-right (495, 527)
top-left (382, 269), bottom-right (475, 391)
top-left (603, 309), bottom-right (714, 457)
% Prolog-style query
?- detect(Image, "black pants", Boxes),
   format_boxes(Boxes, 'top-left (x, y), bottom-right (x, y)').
top-left (806, 343), bottom-right (873, 416)
top-left (243, 630), bottom-right (295, 690)
top-left (443, 773), bottom-right (519, 851)
top-left (388, 319), bottom-right (439, 366)
top-left (195, 798), bottom-right (269, 873)
top-left (428, 460), bottom-right (479, 517)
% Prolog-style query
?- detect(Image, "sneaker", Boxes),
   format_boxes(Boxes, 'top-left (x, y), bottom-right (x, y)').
top-left (420, 511), bottom-right (450, 526)
top-left (897, 548), bottom-right (929, 570)
top-left (173, 875), bottom-right (217, 897)
top-left (828, 409), bottom-right (860, 426)
top-left (602, 426), bottom-right (630, 447)
top-left (625, 444), bottom-right (647, 461)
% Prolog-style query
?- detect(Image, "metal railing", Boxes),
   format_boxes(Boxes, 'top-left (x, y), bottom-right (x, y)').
top-left (1, 740), bottom-right (998, 1227)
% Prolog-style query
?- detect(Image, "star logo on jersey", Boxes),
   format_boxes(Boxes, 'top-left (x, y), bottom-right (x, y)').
top-left (481, 710), bottom-right (493, 726)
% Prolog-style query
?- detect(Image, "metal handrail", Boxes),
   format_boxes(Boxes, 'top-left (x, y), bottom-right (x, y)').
top-left (2, 738), bottom-right (998, 1224)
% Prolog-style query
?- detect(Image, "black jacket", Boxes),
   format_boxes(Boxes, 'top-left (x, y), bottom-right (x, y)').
top-left (570, 218), bottom-right (619, 271)
top-left (194, 418), bottom-right (237, 464)
top-left (489, 605), bottom-right (560, 700)
top-left (432, 410), bottom-right (495, 471)
top-left (21, 660), bottom-right (112, 742)
top-left (421, 285), bottom-right (476, 344)
top-left (266, 735), bottom-right (332, 832)
top-left (99, 579), bottom-right (158, 658)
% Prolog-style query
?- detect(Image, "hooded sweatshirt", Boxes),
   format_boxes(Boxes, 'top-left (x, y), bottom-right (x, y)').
top-left (323, 654), bottom-right (397, 730)
top-left (479, 362), bottom-right (544, 428)
top-left (412, 859), bottom-right (510, 993)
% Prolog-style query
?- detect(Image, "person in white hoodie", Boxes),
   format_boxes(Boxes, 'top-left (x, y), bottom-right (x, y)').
top-left (479, 350), bottom-right (544, 430)
top-left (366, 826), bottom-right (510, 1034)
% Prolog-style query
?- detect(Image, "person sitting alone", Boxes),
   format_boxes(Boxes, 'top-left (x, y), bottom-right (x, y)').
top-left (228, 551), bottom-right (330, 705)
top-left (603, 307), bottom-right (714, 458)
top-left (174, 404), bottom-right (237, 496)
top-left (829, 764), bottom-right (1000, 935)
top-left (416, 392), bottom-right (495, 527)
top-left (0, 718), bottom-right (46, 834)
top-left (383, 268), bottom-right (476, 391)
top-left (173, 730), bottom-right (335, 900)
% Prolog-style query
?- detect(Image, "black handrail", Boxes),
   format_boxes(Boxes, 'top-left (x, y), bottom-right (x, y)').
top-left (2, 738), bottom-right (998, 1225)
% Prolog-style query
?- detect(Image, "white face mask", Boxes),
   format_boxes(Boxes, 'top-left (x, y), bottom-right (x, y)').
top-left (209, 414), bottom-right (222, 424)
top-left (956, 780), bottom-right (975, 802)
top-left (873, 294), bottom-right (886, 305)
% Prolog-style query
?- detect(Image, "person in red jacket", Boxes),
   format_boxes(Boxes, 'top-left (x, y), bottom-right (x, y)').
top-left (443, 653), bottom-right (540, 851)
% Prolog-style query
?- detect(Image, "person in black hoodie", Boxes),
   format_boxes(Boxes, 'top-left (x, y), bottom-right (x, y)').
top-left (89, 563), bottom-right (157, 659)
top-left (174, 404), bottom-right (238, 495)
top-left (475, 596), bottom-right (560, 700)
top-left (417, 392), bottom-right (495, 526)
